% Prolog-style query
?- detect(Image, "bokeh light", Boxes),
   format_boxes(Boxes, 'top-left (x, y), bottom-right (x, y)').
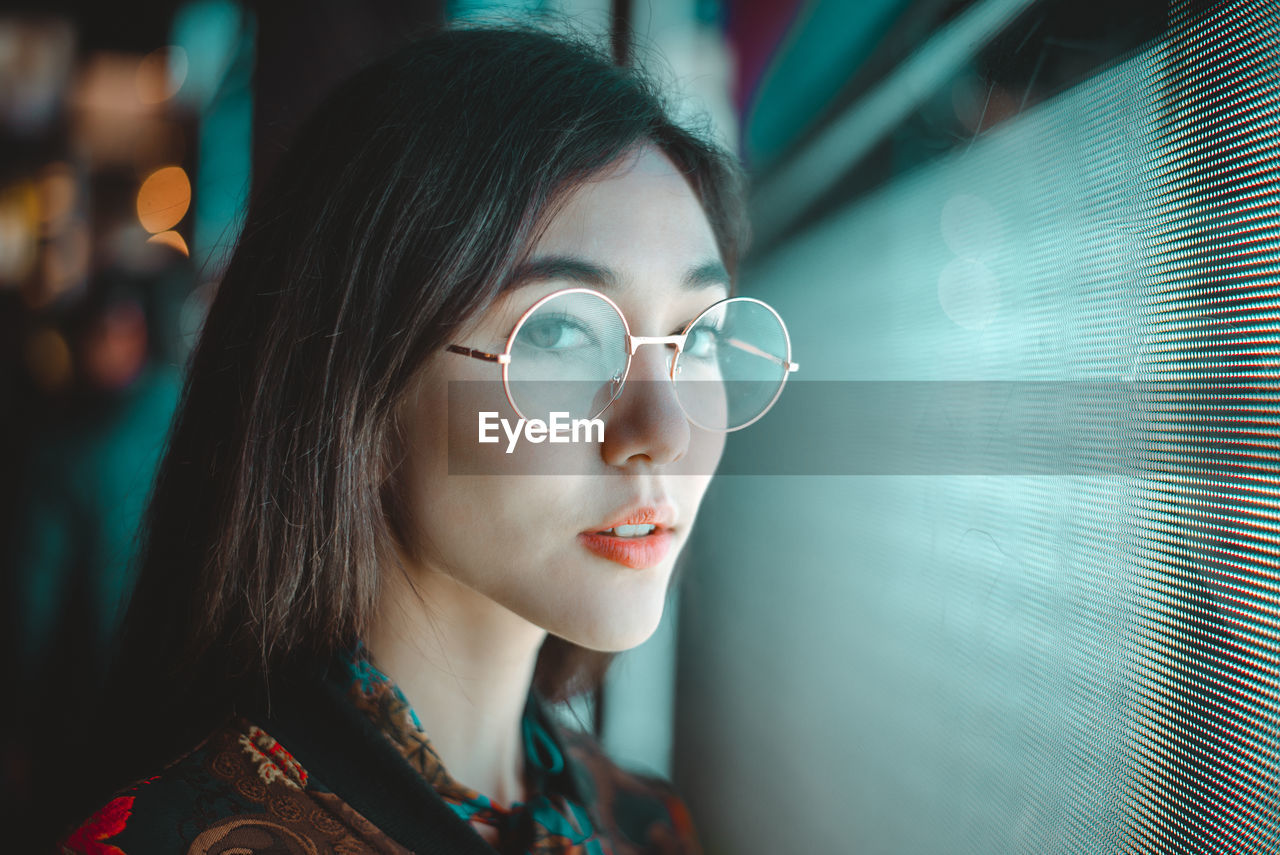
top-left (23, 326), bottom-right (73, 392)
top-left (135, 165), bottom-right (191, 233)
top-left (36, 162), bottom-right (76, 237)
top-left (0, 179), bottom-right (40, 284)
top-left (33, 220), bottom-right (90, 308)
top-left (136, 46), bottom-right (189, 105)
top-left (146, 229), bottom-right (190, 256)
top-left (82, 299), bottom-right (148, 391)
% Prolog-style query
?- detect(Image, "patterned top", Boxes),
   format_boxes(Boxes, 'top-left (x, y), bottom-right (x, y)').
top-left (57, 647), bottom-right (702, 855)
top-left (340, 640), bottom-right (608, 853)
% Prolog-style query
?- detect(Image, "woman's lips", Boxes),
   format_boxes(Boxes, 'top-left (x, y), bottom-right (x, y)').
top-left (577, 528), bottom-right (673, 569)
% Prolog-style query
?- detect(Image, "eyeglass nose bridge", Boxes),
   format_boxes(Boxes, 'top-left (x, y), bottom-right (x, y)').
top-left (626, 333), bottom-right (686, 356)
top-left (607, 334), bottom-right (686, 398)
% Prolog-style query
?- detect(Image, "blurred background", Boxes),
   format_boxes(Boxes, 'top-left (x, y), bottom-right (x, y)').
top-left (3, 0), bottom-right (1278, 852)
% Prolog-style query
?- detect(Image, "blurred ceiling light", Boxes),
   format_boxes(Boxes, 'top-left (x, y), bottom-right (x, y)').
top-left (0, 180), bottom-right (40, 285)
top-left (136, 45), bottom-right (189, 104)
top-left (147, 229), bottom-right (190, 256)
top-left (73, 52), bottom-right (149, 115)
top-left (25, 326), bottom-right (73, 392)
top-left (136, 165), bottom-right (191, 233)
top-left (71, 51), bottom-right (169, 165)
top-left (0, 17), bottom-right (76, 135)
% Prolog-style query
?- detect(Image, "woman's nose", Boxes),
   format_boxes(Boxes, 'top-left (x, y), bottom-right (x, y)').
top-left (599, 343), bottom-right (690, 468)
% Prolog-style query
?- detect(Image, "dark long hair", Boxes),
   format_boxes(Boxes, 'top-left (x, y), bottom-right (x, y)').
top-left (55, 21), bottom-right (748, 841)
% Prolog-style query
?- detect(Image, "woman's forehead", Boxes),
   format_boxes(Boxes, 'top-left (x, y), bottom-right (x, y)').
top-left (451, 146), bottom-right (727, 344)
top-left (532, 145), bottom-right (720, 263)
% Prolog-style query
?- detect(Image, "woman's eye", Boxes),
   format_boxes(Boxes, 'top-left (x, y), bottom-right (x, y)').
top-left (520, 315), bottom-right (596, 351)
top-left (684, 326), bottom-right (720, 358)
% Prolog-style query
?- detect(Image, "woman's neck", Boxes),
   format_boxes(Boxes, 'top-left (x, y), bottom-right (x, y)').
top-left (364, 566), bottom-right (548, 807)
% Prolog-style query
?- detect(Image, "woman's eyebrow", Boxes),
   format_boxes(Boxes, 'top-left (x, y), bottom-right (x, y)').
top-left (507, 255), bottom-right (730, 292)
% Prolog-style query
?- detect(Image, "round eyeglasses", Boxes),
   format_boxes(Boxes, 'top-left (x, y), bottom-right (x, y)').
top-left (446, 288), bottom-right (799, 432)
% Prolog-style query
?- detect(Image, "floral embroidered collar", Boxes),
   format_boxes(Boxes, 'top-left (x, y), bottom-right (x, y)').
top-left (338, 641), bottom-right (606, 854)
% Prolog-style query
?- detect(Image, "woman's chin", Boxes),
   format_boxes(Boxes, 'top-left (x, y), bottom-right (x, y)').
top-left (547, 606), bottom-right (666, 653)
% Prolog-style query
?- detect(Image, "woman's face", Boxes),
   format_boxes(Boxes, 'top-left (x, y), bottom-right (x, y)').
top-left (396, 144), bottom-right (729, 651)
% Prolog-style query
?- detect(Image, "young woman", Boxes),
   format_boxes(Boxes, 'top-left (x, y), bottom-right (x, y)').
top-left (54, 22), bottom-right (797, 855)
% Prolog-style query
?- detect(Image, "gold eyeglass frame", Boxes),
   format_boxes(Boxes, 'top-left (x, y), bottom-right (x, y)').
top-left (446, 286), bottom-right (799, 432)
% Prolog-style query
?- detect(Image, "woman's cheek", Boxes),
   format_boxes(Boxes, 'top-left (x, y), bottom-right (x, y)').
top-left (443, 380), bottom-right (600, 477)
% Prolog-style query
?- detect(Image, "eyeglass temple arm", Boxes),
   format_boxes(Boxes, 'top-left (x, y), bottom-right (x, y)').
top-left (446, 344), bottom-right (511, 365)
top-left (726, 336), bottom-right (800, 372)
top-left (628, 334), bottom-right (798, 373)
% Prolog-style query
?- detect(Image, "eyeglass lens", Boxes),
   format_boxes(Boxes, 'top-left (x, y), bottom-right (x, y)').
top-left (505, 291), bottom-right (790, 431)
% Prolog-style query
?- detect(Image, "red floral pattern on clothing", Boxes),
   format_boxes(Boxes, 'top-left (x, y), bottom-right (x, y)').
top-left (238, 723), bottom-right (309, 789)
top-left (60, 795), bottom-right (135, 855)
